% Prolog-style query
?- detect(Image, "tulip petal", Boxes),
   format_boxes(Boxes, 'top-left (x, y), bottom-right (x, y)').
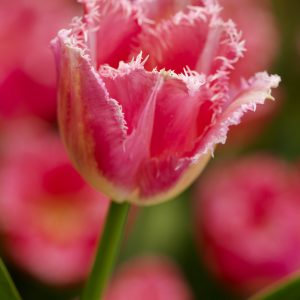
top-left (82, 0), bottom-right (141, 68)
top-left (52, 30), bottom-right (129, 197)
top-left (137, 73), bottom-right (280, 204)
top-left (99, 55), bottom-right (160, 136)
top-left (193, 72), bottom-right (281, 159)
top-left (98, 55), bottom-right (162, 192)
top-left (134, 6), bottom-right (214, 73)
top-left (134, 72), bottom-right (280, 203)
top-left (150, 71), bottom-right (207, 158)
top-left (133, 152), bottom-right (211, 204)
top-left (99, 65), bottom-right (211, 203)
top-left (53, 34), bottom-right (163, 200)
top-left (130, 70), bottom-right (209, 203)
top-left (132, 0), bottom-right (200, 22)
top-left (133, 2), bottom-right (244, 76)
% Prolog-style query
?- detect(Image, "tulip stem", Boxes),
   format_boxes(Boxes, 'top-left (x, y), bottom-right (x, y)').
top-left (81, 201), bottom-right (130, 300)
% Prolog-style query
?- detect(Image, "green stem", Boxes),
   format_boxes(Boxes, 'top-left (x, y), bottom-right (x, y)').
top-left (81, 201), bottom-right (130, 300)
top-left (0, 258), bottom-right (22, 300)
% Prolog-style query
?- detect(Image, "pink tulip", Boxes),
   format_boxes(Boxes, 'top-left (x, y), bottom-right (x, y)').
top-left (194, 155), bottom-right (300, 294)
top-left (104, 256), bottom-right (193, 300)
top-left (52, 0), bottom-right (280, 205)
top-left (0, 121), bottom-right (109, 285)
top-left (0, 0), bottom-right (80, 121)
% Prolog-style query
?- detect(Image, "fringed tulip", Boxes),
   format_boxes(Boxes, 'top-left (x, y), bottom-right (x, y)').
top-left (52, 0), bottom-right (280, 205)
top-left (194, 155), bottom-right (300, 294)
top-left (104, 256), bottom-right (193, 300)
top-left (0, 122), bottom-right (109, 285)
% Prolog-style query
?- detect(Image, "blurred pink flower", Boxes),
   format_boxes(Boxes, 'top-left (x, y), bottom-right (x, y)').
top-left (0, 0), bottom-right (80, 121)
top-left (104, 256), bottom-right (193, 300)
top-left (194, 155), bottom-right (300, 294)
top-left (0, 121), bottom-right (109, 286)
top-left (52, 0), bottom-right (280, 205)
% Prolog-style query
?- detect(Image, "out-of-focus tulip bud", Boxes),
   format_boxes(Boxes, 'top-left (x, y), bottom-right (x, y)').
top-left (0, 121), bottom-right (109, 286)
top-left (104, 256), bottom-right (193, 300)
top-left (194, 155), bottom-right (300, 295)
top-left (52, 0), bottom-right (280, 205)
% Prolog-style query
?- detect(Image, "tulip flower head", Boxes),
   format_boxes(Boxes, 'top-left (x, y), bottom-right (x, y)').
top-left (52, 0), bottom-right (280, 205)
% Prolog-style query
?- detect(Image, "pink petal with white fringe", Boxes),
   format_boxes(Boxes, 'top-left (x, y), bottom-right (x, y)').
top-left (52, 0), bottom-right (280, 205)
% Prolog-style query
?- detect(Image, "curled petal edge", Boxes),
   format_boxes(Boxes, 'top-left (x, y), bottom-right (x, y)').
top-left (192, 72), bottom-right (281, 161)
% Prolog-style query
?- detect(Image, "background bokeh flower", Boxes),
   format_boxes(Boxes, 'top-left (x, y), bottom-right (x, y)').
top-left (104, 256), bottom-right (193, 300)
top-left (194, 155), bottom-right (300, 295)
top-left (0, 0), bottom-right (80, 122)
top-left (0, 121), bottom-right (109, 286)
